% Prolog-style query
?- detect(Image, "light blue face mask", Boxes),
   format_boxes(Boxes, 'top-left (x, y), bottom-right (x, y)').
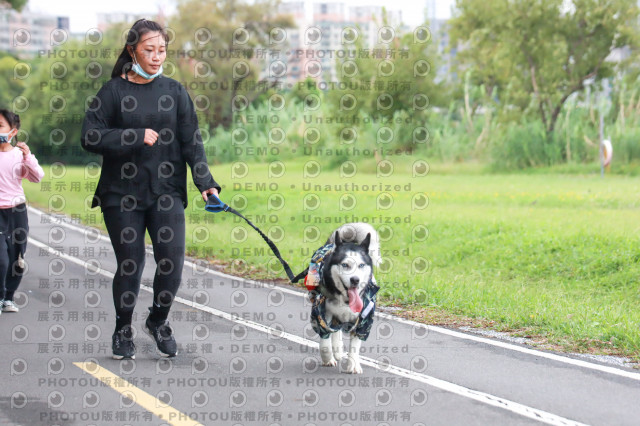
top-left (131, 52), bottom-right (163, 79)
top-left (0, 131), bottom-right (16, 146)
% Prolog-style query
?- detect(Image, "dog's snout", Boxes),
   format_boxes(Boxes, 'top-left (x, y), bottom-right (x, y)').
top-left (350, 276), bottom-right (360, 286)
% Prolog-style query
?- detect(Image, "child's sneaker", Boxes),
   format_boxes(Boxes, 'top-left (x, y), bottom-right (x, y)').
top-left (2, 300), bottom-right (19, 312)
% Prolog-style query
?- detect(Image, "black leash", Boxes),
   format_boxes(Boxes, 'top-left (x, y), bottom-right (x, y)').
top-left (205, 194), bottom-right (307, 283)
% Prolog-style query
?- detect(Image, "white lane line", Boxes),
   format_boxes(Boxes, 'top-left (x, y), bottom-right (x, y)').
top-left (27, 206), bottom-right (640, 382)
top-left (29, 236), bottom-right (589, 426)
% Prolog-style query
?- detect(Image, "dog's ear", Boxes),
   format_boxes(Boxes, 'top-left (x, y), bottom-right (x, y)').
top-left (334, 231), bottom-right (342, 246)
top-left (360, 233), bottom-right (371, 251)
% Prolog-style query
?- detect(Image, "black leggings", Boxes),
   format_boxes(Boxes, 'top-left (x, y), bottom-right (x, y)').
top-left (102, 195), bottom-right (185, 330)
top-left (0, 203), bottom-right (28, 301)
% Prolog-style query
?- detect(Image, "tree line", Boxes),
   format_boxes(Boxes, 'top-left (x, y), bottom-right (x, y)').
top-left (3, 0), bottom-right (639, 169)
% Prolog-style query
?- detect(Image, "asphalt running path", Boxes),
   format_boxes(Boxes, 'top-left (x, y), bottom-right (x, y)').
top-left (0, 206), bottom-right (638, 425)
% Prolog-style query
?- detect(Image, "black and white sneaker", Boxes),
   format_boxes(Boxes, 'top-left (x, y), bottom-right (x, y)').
top-left (112, 326), bottom-right (136, 360)
top-left (143, 317), bottom-right (178, 358)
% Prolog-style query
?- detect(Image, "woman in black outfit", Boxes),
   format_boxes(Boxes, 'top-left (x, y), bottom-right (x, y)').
top-left (81, 19), bottom-right (221, 359)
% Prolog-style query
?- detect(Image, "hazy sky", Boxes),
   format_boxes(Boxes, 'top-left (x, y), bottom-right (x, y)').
top-left (25, 0), bottom-right (455, 33)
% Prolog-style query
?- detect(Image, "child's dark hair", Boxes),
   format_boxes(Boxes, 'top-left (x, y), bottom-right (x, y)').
top-left (0, 109), bottom-right (20, 130)
top-left (111, 19), bottom-right (170, 78)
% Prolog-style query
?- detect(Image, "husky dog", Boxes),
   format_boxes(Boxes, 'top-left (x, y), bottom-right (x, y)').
top-left (308, 223), bottom-right (381, 374)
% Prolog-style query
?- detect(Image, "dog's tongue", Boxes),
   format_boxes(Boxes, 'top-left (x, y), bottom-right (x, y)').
top-left (348, 288), bottom-right (363, 313)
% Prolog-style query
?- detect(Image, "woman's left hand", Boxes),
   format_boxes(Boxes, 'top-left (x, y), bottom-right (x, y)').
top-left (201, 187), bottom-right (219, 202)
top-left (16, 142), bottom-right (30, 159)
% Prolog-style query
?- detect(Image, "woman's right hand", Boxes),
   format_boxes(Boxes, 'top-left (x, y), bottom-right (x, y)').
top-left (143, 129), bottom-right (158, 146)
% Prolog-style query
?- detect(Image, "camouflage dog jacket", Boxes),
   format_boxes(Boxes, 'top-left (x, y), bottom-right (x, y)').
top-left (307, 244), bottom-right (379, 340)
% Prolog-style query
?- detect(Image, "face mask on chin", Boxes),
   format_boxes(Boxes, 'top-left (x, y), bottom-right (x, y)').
top-left (131, 52), bottom-right (163, 79)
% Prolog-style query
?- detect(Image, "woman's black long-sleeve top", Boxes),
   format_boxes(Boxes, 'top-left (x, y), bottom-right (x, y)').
top-left (81, 75), bottom-right (221, 211)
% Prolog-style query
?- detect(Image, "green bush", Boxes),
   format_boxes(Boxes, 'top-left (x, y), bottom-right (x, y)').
top-left (612, 126), bottom-right (640, 164)
top-left (490, 119), bottom-right (564, 170)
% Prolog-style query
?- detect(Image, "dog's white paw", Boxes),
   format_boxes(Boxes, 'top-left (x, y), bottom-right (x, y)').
top-left (322, 358), bottom-right (338, 367)
top-left (344, 355), bottom-right (363, 374)
top-left (333, 351), bottom-right (345, 362)
top-left (346, 363), bottom-right (363, 374)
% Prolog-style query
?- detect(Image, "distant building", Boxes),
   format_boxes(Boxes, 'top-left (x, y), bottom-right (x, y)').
top-left (0, 4), bottom-right (69, 57)
top-left (607, 46), bottom-right (631, 64)
top-left (430, 18), bottom-right (455, 83)
top-left (96, 11), bottom-right (160, 32)
top-left (274, 1), bottom-right (405, 85)
top-left (424, 0), bottom-right (456, 84)
top-left (276, 1), bottom-right (312, 83)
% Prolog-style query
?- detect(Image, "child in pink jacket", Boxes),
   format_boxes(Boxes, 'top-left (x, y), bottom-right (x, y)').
top-left (0, 109), bottom-right (44, 314)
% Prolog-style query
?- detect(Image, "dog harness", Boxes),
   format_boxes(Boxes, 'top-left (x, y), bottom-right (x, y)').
top-left (307, 243), bottom-right (379, 341)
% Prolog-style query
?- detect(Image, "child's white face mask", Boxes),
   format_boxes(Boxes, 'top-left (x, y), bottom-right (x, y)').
top-left (0, 129), bottom-right (17, 145)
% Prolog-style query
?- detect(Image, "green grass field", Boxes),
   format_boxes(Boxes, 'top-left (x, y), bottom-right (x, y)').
top-left (23, 158), bottom-right (640, 358)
